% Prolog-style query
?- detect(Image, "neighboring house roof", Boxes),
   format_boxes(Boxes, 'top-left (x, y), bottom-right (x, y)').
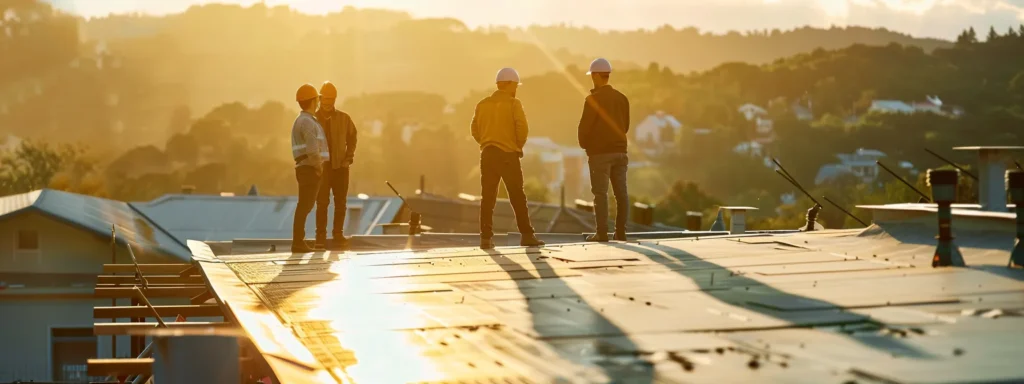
top-left (737, 104), bottom-right (767, 115)
top-left (0, 189), bottom-right (192, 261)
top-left (870, 100), bottom-right (915, 113)
top-left (404, 194), bottom-right (678, 234)
top-left (131, 194), bottom-right (404, 243)
top-left (815, 164), bottom-right (854, 185)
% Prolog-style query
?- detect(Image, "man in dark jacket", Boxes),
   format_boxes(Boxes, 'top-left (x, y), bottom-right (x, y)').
top-left (577, 58), bottom-right (630, 242)
top-left (314, 81), bottom-right (358, 250)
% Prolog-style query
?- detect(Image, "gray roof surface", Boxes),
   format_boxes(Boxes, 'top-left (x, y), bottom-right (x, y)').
top-left (130, 194), bottom-right (403, 242)
top-left (0, 189), bottom-right (191, 260)
top-left (194, 216), bottom-right (1024, 383)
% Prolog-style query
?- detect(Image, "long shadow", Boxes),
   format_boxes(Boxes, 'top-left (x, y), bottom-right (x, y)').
top-left (866, 223), bottom-right (1024, 282)
top-left (608, 241), bottom-right (938, 359)
top-left (484, 247), bottom-right (656, 383)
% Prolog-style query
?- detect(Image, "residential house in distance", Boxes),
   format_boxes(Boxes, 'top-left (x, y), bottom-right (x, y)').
top-left (522, 137), bottom-right (588, 202)
top-left (633, 111), bottom-right (683, 155)
top-left (738, 103), bottom-right (776, 144)
top-left (869, 96), bottom-right (947, 115)
top-left (815, 148), bottom-right (887, 185)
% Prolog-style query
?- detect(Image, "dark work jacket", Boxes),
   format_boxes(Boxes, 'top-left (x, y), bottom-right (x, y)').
top-left (577, 84), bottom-right (630, 156)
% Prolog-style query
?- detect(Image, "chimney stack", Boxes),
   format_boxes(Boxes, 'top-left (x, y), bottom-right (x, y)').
top-left (803, 203), bottom-right (822, 232)
top-left (181, 185), bottom-right (195, 195)
top-left (927, 169), bottom-right (965, 267)
top-left (632, 202), bottom-right (654, 226)
top-left (1007, 170), bottom-right (1024, 267)
top-left (685, 211), bottom-right (702, 231)
top-left (247, 184), bottom-right (259, 196)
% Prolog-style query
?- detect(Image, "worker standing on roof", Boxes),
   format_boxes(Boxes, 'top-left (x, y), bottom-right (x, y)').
top-left (290, 84), bottom-right (329, 253)
top-left (577, 58), bottom-right (631, 242)
top-left (314, 81), bottom-right (358, 250)
top-left (471, 67), bottom-right (545, 250)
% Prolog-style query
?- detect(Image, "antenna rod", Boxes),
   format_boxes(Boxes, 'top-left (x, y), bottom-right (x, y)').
top-left (385, 181), bottom-right (409, 205)
top-left (924, 148), bottom-right (978, 180)
top-left (775, 169), bottom-right (822, 207)
top-left (771, 158), bottom-right (822, 207)
top-left (876, 161), bottom-right (931, 202)
top-left (822, 195), bottom-right (869, 227)
top-left (771, 157), bottom-right (799, 187)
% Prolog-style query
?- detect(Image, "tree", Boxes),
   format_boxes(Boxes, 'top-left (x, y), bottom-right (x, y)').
top-left (166, 133), bottom-right (201, 166)
top-left (0, 140), bottom-right (85, 195)
top-left (653, 181), bottom-right (722, 228)
top-left (988, 26), bottom-right (999, 42)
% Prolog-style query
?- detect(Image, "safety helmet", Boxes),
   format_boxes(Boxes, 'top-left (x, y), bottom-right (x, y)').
top-left (495, 67), bottom-right (521, 84)
top-left (320, 81), bottom-right (338, 98)
top-left (296, 84), bottom-right (318, 102)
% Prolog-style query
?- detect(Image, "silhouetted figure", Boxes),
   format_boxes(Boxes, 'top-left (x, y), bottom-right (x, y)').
top-left (471, 67), bottom-right (545, 249)
top-left (290, 84), bottom-right (328, 253)
top-left (578, 58), bottom-right (631, 242)
top-left (314, 81), bottom-right (358, 250)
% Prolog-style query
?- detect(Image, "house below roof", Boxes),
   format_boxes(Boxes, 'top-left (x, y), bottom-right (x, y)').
top-left (130, 193), bottom-right (404, 243)
top-left (0, 189), bottom-right (191, 262)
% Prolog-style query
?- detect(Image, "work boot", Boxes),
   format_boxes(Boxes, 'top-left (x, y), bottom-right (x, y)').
top-left (520, 234), bottom-right (545, 247)
top-left (314, 234), bottom-right (327, 250)
top-left (586, 233), bottom-right (609, 242)
top-left (613, 232), bottom-right (628, 242)
top-left (481, 238), bottom-right (495, 250)
top-left (329, 235), bottom-right (350, 250)
top-left (291, 240), bottom-right (317, 253)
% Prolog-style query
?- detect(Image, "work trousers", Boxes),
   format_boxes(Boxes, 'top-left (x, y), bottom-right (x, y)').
top-left (316, 163), bottom-right (350, 239)
top-left (589, 152), bottom-right (629, 235)
top-left (480, 146), bottom-right (536, 239)
top-left (292, 165), bottom-right (322, 242)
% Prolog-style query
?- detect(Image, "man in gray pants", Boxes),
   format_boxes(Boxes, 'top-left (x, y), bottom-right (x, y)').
top-left (577, 58), bottom-right (630, 242)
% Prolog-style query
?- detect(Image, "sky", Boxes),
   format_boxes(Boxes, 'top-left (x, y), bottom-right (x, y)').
top-left (46, 0), bottom-right (1024, 40)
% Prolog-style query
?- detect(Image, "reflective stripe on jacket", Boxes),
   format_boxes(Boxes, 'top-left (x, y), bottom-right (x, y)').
top-left (291, 111), bottom-right (329, 168)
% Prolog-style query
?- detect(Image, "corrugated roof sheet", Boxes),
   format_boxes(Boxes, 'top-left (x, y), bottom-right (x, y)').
top-left (0, 189), bottom-right (192, 261)
top-left (130, 194), bottom-right (403, 243)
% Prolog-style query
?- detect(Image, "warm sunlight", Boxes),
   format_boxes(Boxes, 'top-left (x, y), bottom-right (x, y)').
top-left (5, 0), bottom-right (1024, 383)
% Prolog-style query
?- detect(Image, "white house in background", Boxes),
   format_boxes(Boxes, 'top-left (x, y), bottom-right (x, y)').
top-left (634, 111), bottom-right (683, 147)
top-left (523, 137), bottom-right (589, 201)
top-left (870, 100), bottom-right (915, 114)
top-left (733, 141), bottom-right (764, 157)
top-left (870, 96), bottom-right (944, 115)
top-left (815, 148), bottom-right (887, 185)
top-left (738, 104), bottom-right (768, 121)
top-left (792, 103), bottom-right (814, 121)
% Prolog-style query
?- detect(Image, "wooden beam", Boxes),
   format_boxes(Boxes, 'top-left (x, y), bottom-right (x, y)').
top-left (102, 264), bottom-right (193, 274)
top-left (94, 286), bottom-right (207, 299)
top-left (191, 290), bottom-right (214, 305)
top-left (93, 322), bottom-right (232, 335)
top-left (87, 358), bottom-right (153, 376)
top-left (97, 275), bottom-right (205, 285)
top-left (93, 304), bottom-right (223, 319)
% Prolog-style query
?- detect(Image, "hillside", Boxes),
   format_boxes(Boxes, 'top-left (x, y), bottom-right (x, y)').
top-left (498, 25), bottom-right (952, 73)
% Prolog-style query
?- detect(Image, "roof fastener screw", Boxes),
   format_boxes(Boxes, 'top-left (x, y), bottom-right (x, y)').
top-left (748, 359), bottom-right (760, 369)
top-left (646, 302), bottom-right (651, 306)
top-left (953, 348), bottom-right (964, 356)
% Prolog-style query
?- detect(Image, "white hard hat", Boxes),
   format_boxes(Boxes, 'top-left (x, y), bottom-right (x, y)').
top-left (587, 58), bottom-right (612, 75)
top-left (495, 67), bottom-right (521, 84)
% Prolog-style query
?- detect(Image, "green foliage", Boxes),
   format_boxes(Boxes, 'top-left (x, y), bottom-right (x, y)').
top-left (653, 181), bottom-right (722, 228)
top-left (0, 140), bottom-right (87, 195)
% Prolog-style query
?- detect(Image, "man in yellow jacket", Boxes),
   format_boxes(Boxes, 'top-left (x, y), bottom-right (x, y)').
top-left (314, 81), bottom-right (358, 250)
top-left (471, 67), bottom-right (544, 249)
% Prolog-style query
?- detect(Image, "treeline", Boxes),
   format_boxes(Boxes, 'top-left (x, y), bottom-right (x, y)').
top-left (498, 25), bottom-right (951, 73)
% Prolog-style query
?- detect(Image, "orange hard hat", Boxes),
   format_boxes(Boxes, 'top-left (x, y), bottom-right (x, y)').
top-left (295, 84), bottom-right (318, 102)
top-left (320, 81), bottom-right (338, 98)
